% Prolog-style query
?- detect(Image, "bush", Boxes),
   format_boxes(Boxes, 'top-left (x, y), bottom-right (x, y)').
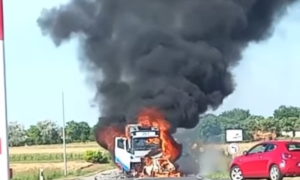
top-left (83, 150), bottom-right (111, 163)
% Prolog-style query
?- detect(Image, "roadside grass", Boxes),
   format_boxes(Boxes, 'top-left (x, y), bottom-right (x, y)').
top-left (10, 153), bottom-right (85, 163)
top-left (206, 172), bottom-right (230, 179)
top-left (11, 163), bottom-right (115, 180)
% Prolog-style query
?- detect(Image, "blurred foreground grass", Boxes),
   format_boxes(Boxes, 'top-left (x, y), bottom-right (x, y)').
top-left (207, 172), bottom-right (230, 179)
top-left (11, 163), bottom-right (115, 180)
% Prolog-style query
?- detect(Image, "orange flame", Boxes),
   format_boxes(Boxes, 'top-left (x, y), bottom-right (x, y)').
top-left (97, 125), bottom-right (125, 153)
top-left (146, 137), bottom-right (160, 144)
top-left (138, 108), bottom-right (183, 177)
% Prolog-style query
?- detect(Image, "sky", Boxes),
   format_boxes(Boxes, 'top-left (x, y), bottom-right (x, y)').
top-left (3, 0), bottom-right (300, 128)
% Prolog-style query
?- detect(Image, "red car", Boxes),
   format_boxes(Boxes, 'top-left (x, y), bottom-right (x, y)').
top-left (230, 140), bottom-right (300, 180)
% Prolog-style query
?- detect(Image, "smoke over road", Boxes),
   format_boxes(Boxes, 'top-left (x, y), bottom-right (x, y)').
top-left (37, 0), bottom-right (297, 139)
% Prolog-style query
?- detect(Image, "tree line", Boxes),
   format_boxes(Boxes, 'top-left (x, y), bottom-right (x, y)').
top-left (198, 105), bottom-right (300, 142)
top-left (9, 120), bottom-right (97, 146)
top-left (8, 105), bottom-right (300, 146)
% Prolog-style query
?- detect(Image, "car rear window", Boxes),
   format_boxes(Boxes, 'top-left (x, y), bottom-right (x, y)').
top-left (286, 143), bottom-right (300, 151)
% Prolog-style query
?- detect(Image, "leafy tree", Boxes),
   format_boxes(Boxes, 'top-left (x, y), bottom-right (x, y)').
top-left (37, 120), bottom-right (61, 145)
top-left (7, 119), bottom-right (95, 146)
top-left (66, 121), bottom-right (91, 142)
top-left (78, 121), bottom-right (91, 142)
top-left (8, 121), bottom-right (27, 146)
top-left (66, 120), bottom-right (80, 142)
top-left (26, 125), bottom-right (41, 145)
top-left (89, 125), bottom-right (97, 141)
top-left (220, 108), bottom-right (250, 121)
top-left (199, 114), bottom-right (220, 140)
top-left (273, 105), bottom-right (300, 119)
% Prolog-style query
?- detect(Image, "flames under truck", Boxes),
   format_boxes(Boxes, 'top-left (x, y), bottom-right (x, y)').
top-left (114, 124), bottom-right (160, 175)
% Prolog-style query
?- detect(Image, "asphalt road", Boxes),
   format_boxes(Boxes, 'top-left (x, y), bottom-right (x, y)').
top-left (83, 177), bottom-right (203, 180)
top-left (135, 177), bottom-right (202, 180)
top-left (76, 169), bottom-right (206, 180)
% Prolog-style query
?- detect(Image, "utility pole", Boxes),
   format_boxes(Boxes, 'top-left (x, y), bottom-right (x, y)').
top-left (0, 0), bottom-right (10, 179)
top-left (62, 92), bottom-right (67, 175)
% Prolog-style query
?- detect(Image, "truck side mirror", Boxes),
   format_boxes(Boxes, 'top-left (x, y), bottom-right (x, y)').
top-left (243, 150), bottom-right (248, 155)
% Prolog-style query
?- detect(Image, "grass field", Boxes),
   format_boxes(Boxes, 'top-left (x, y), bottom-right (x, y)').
top-left (9, 142), bottom-right (105, 164)
top-left (9, 141), bottom-right (260, 164)
top-left (9, 142), bottom-right (101, 154)
top-left (9, 141), bottom-right (259, 155)
top-left (9, 143), bottom-right (113, 179)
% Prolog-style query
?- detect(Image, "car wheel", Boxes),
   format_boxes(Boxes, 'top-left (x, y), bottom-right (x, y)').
top-left (230, 166), bottom-right (244, 180)
top-left (269, 165), bottom-right (283, 180)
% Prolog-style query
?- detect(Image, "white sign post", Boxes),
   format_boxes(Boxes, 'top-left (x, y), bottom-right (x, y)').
top-left (228, 143), bottom-right (240, 155)
top-left (225, 129), bottom-right (244, 159)
top-left (225, 129), bottom-right (244, 143)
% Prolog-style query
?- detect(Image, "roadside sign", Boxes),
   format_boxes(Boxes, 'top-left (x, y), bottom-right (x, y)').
top-left (228, 143), bottom-right (239, 155)
top-left (225, 129), bottom-right (243, 143)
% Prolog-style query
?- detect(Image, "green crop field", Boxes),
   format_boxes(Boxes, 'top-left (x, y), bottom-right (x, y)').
top-left (10, 153), bottom-right (85, 163)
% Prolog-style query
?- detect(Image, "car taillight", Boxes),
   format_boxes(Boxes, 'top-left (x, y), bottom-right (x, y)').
top-left (282, 153), bottom-right (292, 159)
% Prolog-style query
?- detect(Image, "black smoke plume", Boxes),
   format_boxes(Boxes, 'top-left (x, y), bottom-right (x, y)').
top-left (37, 0), bottom-right (297, 135)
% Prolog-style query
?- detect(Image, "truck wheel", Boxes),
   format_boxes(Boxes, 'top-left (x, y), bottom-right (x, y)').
top-left (269, 165), bottom-right (283, 180)
top-left (122, 168), bottom-right (127, 175)
top-left (230, 166), bottom-right (244, 180)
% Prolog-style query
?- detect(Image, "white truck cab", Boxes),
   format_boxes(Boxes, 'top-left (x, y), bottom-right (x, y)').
top-left (114, 125), bottom-right (160, 173)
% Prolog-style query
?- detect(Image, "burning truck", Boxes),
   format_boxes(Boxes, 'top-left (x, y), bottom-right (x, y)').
top-left (115, 124), bottom-right (181, 177)
top-left (96, 108), bottom-right (183, 177)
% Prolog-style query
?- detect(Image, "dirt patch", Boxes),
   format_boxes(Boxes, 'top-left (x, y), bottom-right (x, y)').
top-left (9, 143), bottom-right (103, 154)
top-left (10, 146), bottom-right (101, 154)
top-left (11, 161), bottom-right (94, 172)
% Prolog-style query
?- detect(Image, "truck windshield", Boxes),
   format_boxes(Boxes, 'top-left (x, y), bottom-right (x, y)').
top-left (133, 138), bottom-right (159, 150)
